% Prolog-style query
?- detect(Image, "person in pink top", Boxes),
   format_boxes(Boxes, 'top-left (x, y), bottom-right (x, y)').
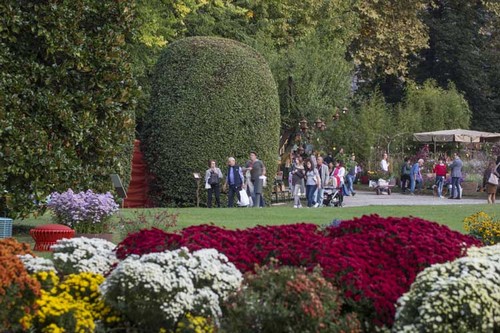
top-left (433, 157), bottom-right (447, 198)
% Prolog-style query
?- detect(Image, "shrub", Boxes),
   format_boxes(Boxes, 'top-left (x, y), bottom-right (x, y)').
top-left (47, 189), bottom-right (119, 233)
top-left (117, 209), bottom-right (178, 239)
top-left (0, 1), bottom-right (139, 218)
top-left (142, 36), bottom-right (280, 206)
top-left (464, 211), bottom-right (500, 245)
top-left (393, 244), bottom-right (500, 332)
top-left (100, 247), bottom-right (242, 331)
top-left (0, 239), bottom-right (40, 332)
top-left (51, 237), bottom-right (118, 275)
top-left (221, 264), bottom-right (361, 333)
top-left (123, 215), bottom-right (481, 328)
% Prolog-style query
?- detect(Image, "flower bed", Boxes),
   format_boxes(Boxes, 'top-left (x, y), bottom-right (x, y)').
top-left (116, 215), bottom-right (481, 327)
top-left (15, 237), bottom-right (240, 332)
top-left (4, 215), bottom-right (489, 332)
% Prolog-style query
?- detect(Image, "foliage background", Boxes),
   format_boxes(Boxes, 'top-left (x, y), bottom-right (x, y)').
top-left (0, 1), bottom-right (139, 217)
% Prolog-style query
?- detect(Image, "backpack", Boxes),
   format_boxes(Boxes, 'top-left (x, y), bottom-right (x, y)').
top-left (401, 163), bottom-right (411, 176)
top-left (208, 171), bottom-right (219, 185)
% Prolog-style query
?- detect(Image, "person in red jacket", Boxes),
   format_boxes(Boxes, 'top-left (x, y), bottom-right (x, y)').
top-left (433, 157), bottom-right (448, 198)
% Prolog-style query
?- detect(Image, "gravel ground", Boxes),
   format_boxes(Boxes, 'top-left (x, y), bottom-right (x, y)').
top-left (341, 190), bottom-right (489, 207)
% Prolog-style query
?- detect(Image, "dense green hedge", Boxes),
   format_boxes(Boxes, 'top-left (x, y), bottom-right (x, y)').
top-left (0, 1), bottom-right (139, 217)
top-left (142, 36), bottom-right (280, 206)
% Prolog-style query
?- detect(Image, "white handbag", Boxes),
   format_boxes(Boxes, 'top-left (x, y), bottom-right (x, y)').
top-left (488, 172), bottom-right (499, 185)
top-left (259, 175), bottom-right (267, 187)
top-left (238, 189), bottom-right (250, 206)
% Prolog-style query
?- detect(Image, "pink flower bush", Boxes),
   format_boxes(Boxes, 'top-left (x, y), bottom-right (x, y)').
top-left (115, 215), bottom-right (481, 327)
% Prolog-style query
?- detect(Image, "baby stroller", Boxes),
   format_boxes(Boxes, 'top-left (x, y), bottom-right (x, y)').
top-left (322, 178), bottom-right (344, 207)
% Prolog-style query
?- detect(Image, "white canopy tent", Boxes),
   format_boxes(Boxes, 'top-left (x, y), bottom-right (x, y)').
top-left (413, 128), bottom-right (500, 153)
top-left (414, 129), bottom-right (500, 143)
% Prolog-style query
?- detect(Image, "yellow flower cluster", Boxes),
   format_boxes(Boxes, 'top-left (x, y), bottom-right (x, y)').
top-left (174, 313), bottom-right (215, 333)
top-left (33, 270), bottom-right (60, 291)
top-left (22, 272), bottom-right (120, 332)
top-left (22, 290), bottom-right (95, 333)
top-left (463, 211), bottom-right (500, 245)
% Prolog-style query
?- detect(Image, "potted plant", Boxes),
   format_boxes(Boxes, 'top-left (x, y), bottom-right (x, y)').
top-left (47, 189), bottom-right (118, 241)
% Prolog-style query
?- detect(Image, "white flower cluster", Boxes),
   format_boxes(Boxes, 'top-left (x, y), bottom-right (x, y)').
top-left (18, 254), bottom-right (56, 273)
top-left (467, 243), bottom-right (500, 260)
top-left (100, 247), bottom-right (242, 329)
top-left (393, 244), bottom-right (500, 333)
top-left (51, 237), bottom-right (118, 275)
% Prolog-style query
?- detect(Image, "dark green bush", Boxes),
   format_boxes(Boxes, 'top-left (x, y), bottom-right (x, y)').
top-left (0, 1), bottom-right (139, 217)
top-left (142, 36), bottom-right (280, 206)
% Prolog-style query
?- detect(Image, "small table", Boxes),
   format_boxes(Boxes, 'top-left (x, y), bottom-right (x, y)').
top-left (30, 224), bottom-right (75, 251)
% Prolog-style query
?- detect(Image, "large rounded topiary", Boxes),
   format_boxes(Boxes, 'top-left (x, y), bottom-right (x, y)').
top-left (142, 36), bottom-right (280, 206)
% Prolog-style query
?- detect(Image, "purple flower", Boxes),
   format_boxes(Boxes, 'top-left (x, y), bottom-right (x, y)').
top-left (47, 189), bottom-right (118, 233)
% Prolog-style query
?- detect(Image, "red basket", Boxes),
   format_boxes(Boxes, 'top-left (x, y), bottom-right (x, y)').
top-left (30, 224), bottom-right (75, 251)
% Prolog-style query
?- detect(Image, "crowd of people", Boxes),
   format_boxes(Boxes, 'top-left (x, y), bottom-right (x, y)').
top-left (398, 153), bottom-right (500, 204)
top-left (204, 149), bottom-right (500, 208)
top-left (204, 151), bottom-right (266, 208)
top-left (287, 149), bottom-right (359, 208)
top-left (204, 149), bottom-right (361, 209)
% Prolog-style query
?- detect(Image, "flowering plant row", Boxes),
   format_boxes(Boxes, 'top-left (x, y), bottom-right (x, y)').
top-left (14, 237), bottom-right (238, 332)
top-left (116, 215), bottom-right (481, 327)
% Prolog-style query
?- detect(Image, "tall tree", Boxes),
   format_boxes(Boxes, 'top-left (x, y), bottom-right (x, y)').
top-left (413, 0), bottom-right (500, 131)
top-left (396, 80), bottom-right (471, 133)
top-left (350, 0), bottom-right (429, 79)
top-left (184, 0), bottom-right (358, 153)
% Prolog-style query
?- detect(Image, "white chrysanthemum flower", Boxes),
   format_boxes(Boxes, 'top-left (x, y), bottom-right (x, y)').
top-left (393, 244), bottom-right (500, 332)
top-left (51, 237), bottom-right (117, 275)
top-left (100, 247), bottom-right (242, 330)
top-left (18, 254), bottom-right (56, 273)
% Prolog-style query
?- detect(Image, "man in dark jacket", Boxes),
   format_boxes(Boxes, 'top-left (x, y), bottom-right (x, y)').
top-left (226, 157), bottom-right (245, 207)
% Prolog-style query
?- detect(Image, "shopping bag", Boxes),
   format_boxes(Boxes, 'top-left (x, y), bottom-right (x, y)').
top-left (259, 175), bottom-right (267, 187)
top-left (488, 172), bottom-right (499, 185)
top-left (238, 189), bottom-right (250, 207)
top-left (205, 181), bottom-right (211, 189)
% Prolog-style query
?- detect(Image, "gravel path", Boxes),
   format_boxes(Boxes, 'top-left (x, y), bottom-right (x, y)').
top-left (341, 190), bottom-right (489, 207)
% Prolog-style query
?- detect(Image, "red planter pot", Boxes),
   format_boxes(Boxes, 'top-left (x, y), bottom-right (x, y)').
top-left (30, 224), bottom-right (75, 251)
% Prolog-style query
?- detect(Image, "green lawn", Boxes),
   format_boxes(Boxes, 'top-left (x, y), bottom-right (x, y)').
top-left (12, 203), bottom-right (497, 238)
top-left (9, 203), bottom-right (496, 257)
